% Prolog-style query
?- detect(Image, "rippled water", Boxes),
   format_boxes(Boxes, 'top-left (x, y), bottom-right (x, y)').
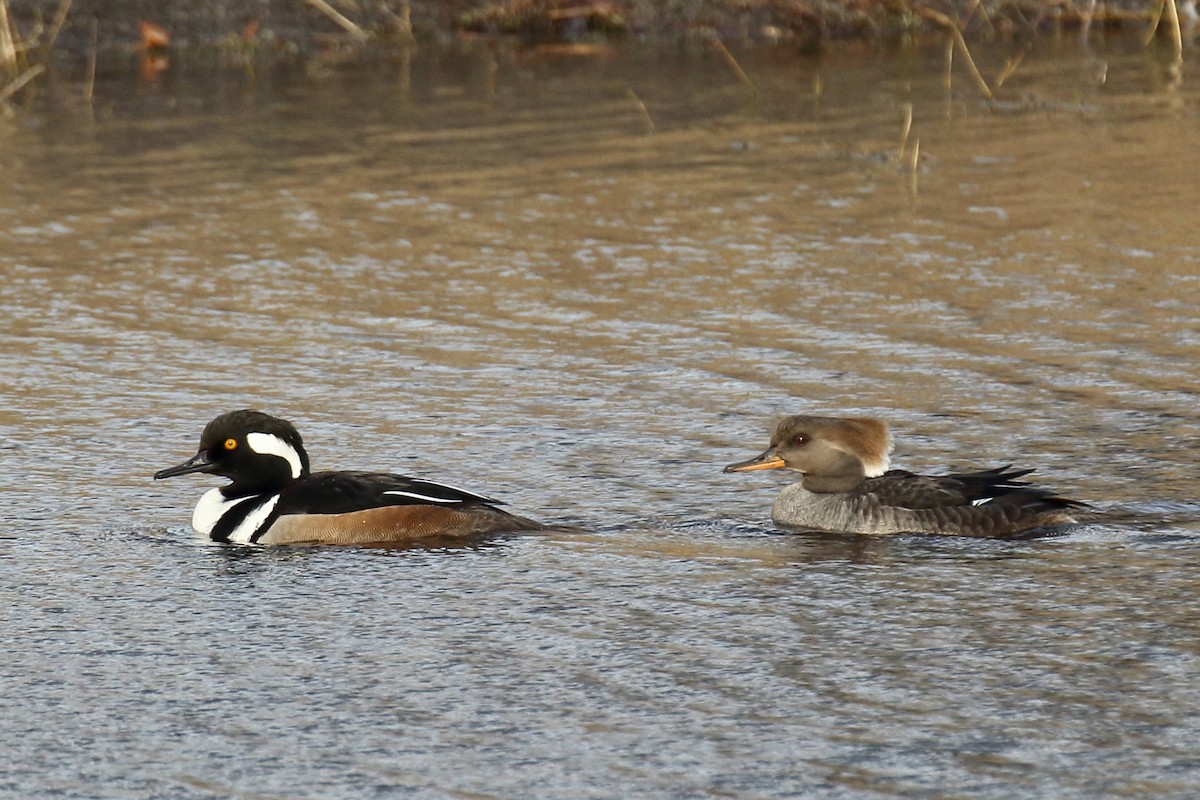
top-left (3, 39), bottom-right (1199, 798)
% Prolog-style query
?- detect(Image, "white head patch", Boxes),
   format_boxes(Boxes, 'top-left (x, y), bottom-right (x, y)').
top-left (857, 425), bottom-right (893, 477)
top-left (861, 447), bottom-right (892, 478)
top-left (246, 432), bottom-right (303, 479)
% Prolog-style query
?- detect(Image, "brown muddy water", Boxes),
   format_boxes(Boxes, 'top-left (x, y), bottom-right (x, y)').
top-left (2, 37), bottom-right (1199, 799)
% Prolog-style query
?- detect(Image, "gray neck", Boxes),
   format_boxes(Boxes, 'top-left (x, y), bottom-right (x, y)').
top-left (801, 474), bottom-right (863, 493)
top-left (799, 449), bottom-right (866, 493)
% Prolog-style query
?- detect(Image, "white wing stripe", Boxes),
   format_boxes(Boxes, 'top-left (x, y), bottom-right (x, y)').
top-left (382, 489), bottom-right (462, 504)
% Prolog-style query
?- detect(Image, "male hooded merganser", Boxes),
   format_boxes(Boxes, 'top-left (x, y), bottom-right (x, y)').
top-left (724, 415), bottom-right (1087, 537)
top-left (154, 410), bottom-right (544, 545)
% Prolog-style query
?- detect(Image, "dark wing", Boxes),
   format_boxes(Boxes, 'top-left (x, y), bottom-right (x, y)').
top-left (860, 466), bottom-right (1084, 512)
top-left (855, 466), bottom-right (1087, 538)
top-left (277, 470), bottom-right (504, 515)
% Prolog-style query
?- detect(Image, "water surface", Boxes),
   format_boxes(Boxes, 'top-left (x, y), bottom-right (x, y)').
top-left (2, 38), bottom-right (1199, 799)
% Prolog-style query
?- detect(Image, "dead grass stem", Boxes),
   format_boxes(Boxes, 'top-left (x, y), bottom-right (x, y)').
top-left (907, 138), bottom-right (920, 194)
top-left (898, 102), bottom-right (913, 158)
top-left (994, 45), bottom-right (1029, 89)
top-left (912, 3), bottom-right (994, 99)
top-left (305, 0), bottom-right (368, 39)
top-left (0, 0), bottom-right (18, 77)
top-left (1162, 0), bottom-right (1184, 62)
top-left (84, 16), bottom-right (95, 104)
top-left (39, 0), bottom-right (72, 61)
top-left (1, 0), bottom-right (75, 105)
top-left (710, 37), bottom-right (757, 94)
top-left (0, 62), bottom-right (42, 102)
top-left (626, 86), bottom-right (656, 134)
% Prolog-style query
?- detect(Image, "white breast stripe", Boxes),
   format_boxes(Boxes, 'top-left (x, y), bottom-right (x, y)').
top-left (246, 432), bottom-right (303, 479)
top-left (228, 495), bottom-right (281, 544)
top-left (971, 497), bottom-right (992, 507)
top-left (191, 489), bottom-right (281, 544)
top-left (192, 488), bottom-right (251, 536)
top-left (383, 490), bottom-right (461, 504)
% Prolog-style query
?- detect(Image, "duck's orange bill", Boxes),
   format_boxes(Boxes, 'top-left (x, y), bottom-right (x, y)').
top-left (723, 454), bottom-right (786, 473)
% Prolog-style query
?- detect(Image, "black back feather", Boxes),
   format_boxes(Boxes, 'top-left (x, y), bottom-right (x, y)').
top-left (277, 471), bottom-right (503, 516)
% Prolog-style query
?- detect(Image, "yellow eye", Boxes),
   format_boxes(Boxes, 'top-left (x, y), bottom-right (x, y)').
top-left (223, 438), bottom-right (238, 451)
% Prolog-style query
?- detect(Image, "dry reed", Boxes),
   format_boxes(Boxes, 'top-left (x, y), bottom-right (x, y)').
top-left (0, 63), bottom-right (40, 102)
top-left (710, 37), bottom-right (757, 94)
top-left (626, 86), bottom-right (656, 134)
top-left (907, 139), bottom-right (920, 194)
top-left (40, 0), bottom-right (72, 60)
top-left (898, 102), bottom-right (913, 157)
top-left (1144, 0), bottom-right (1184, 62)
top-left (305, 0), bottom-right (367, 39)
top-left (994, 46), bottom-right (1029, 90)
top-left (84, 16), bottom-right (95, 104)
top-left (897, 104), bottom-right (920, 194)
top-left (0, 0), bottom-right (73, 105)
top-left (913, 3), bottom-right (994, 99)
top-left (0, 0), bottom-right (17, 77)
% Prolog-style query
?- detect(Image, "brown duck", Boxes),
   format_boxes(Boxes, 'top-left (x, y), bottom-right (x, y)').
top-left (725, 415), bottom-right (1087, 537)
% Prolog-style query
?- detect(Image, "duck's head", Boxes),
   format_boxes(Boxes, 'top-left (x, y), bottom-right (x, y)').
top-left (724, 415), bottom-right (893, 493)
top-left (154, 409), bottom-right (311, 494)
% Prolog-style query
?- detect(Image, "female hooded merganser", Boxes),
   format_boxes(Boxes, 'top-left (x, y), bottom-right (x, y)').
top-left (154, 410), bottom-right (544, 545)
top-left (724, 415), bottom-right (1087, 537)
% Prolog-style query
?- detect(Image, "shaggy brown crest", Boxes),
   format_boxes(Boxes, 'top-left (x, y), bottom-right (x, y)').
top-left (775, 416), bottom-right (893, 477)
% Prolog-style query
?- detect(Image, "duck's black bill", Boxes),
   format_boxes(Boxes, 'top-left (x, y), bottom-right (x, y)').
top-left (154, 451), bottom-right (213, 480)
top-left (723, 450), bottom-right (786, 473)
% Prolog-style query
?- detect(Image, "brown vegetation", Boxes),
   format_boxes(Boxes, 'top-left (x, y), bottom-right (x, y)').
top-left (0, 0), bottom-right (68, 109)
top-left (452, 0), bottom-right (1183, 41)
top-left (0, 0), bottom-right (1190, 109)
